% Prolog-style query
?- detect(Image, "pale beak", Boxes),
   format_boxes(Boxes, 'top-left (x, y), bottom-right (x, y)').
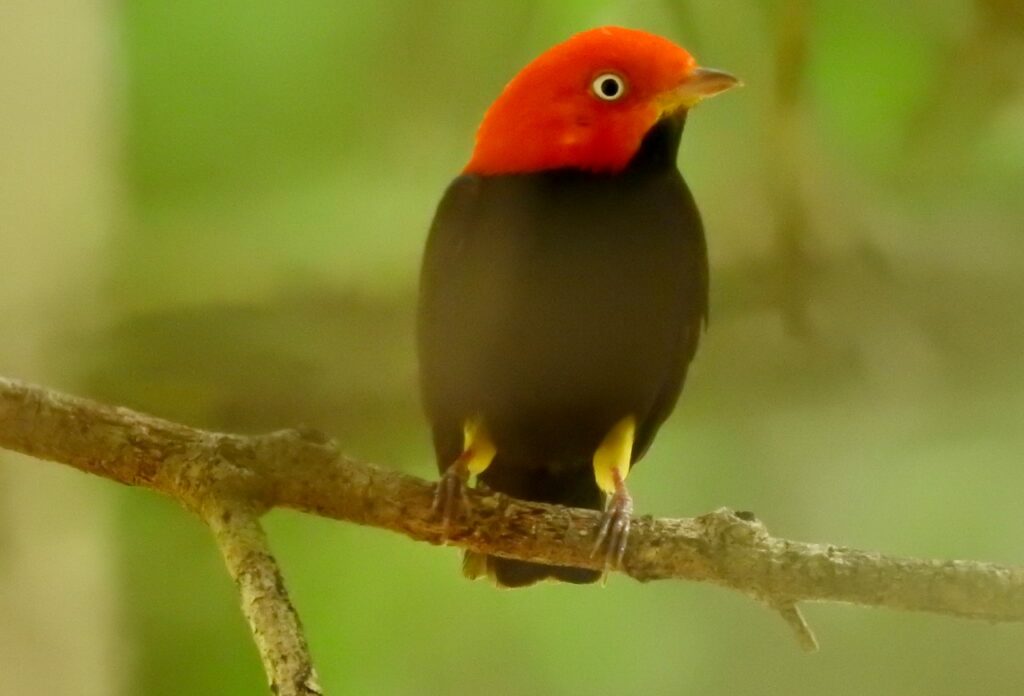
top-left (662, 67), bottom-right (741, 112)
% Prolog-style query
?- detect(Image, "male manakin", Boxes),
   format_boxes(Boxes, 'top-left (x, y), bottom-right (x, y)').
top-left (417, 27), bottom-right (739, 587)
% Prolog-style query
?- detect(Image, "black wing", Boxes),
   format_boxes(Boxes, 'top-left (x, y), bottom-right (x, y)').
top-left (416, 175), bottom-right (492, 470)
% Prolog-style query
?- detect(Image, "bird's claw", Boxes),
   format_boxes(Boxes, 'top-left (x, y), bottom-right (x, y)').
top-left (432, 457), bottom-right (470, 543)
top-left (591, 481), bottom-right (633, 570)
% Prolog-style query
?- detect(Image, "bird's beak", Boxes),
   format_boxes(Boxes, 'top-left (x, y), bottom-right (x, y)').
top-left (660, 67), bottom-right (741, 113)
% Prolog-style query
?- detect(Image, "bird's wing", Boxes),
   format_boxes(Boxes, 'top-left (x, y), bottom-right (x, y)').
top-left (416, 175), bottom-right (485, 470)
top-left (632, 174), bottom-right (709, 461)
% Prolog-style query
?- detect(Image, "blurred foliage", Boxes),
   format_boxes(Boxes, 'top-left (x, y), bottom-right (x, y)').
top-left (4, 0), bottom-right (1024, 694)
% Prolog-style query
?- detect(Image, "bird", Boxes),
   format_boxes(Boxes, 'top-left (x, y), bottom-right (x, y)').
top-left (416, 26), bottom-right (738, 587)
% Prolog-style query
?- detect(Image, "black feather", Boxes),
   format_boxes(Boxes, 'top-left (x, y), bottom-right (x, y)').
top-left (417, 115), bottom-right (708, 586)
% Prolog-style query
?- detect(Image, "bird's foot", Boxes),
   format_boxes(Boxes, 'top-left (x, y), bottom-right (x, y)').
top-left (432, 454), bottom-right (471, 543)
top-left (591, 469), bottom-right (633, 570)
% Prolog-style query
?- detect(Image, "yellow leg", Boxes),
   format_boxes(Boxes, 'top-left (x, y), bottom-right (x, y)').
top-left (456, 416), bottom-right (494, 580)
top-left (591, 415), bottom-right (637, 570)
top-left (434, 416), bottom-right (496, 543)
top-left (592, 416), bottom-right (636, 494)
top-left (461, 416), bottom-right (496, 476)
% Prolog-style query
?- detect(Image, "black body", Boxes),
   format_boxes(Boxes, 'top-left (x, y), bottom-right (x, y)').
top-left (417, 115), bottom-right (708, 586)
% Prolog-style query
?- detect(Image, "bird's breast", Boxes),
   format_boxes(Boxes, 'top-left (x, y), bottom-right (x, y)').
top-left (456, 171), bottom-right (697, 460)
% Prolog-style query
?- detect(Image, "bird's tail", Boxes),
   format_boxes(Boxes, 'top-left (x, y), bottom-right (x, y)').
top-left (465, 457), bottom-right (603, 588)
top-left (462, 551), bottom-right (601, 587)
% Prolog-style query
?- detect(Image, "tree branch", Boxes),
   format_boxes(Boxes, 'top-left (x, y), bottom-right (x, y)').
top-left (2, 375), bottom-right (1023, 681)
top-left (204, 498), bottom-right (323, 696)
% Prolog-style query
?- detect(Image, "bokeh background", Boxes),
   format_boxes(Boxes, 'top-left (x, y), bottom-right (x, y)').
top-left (2, 1), bottom-right (1023, 694)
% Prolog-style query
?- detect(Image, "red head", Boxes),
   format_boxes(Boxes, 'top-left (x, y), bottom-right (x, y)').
top-left (465, 27), bottom-right (739, 176)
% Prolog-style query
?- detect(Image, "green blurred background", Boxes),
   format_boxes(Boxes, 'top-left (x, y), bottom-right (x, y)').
top-left (2, 1), bottom-right (1023, 694)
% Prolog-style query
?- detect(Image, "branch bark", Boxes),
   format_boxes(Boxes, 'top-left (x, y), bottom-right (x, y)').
top-left (205, 498), bottom-right (322, 696)
top-left (2, 376), bottom-right (1023, 685)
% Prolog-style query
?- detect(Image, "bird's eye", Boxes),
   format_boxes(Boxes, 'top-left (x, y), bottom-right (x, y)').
top-left (591, 73), bottom-right (626, 101)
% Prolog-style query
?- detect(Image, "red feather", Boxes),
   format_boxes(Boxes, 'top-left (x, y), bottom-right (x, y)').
top-left (465, 27), bottom-right (696, 175)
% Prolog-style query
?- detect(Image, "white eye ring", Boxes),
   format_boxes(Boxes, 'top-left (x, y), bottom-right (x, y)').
top-left (591, 73), bottom-right (626, 101)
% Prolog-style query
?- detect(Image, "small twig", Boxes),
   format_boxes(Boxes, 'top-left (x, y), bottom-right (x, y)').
top-left (205, 498), bottom-right (322, 696)
top-left (773, 602), bottom-right (819, 653)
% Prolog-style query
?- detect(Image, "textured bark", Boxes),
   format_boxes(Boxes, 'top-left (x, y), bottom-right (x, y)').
top-left (2, 375), bottom-right (1024, 682)
top-left (205, 499), bottom-right (322, 696)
